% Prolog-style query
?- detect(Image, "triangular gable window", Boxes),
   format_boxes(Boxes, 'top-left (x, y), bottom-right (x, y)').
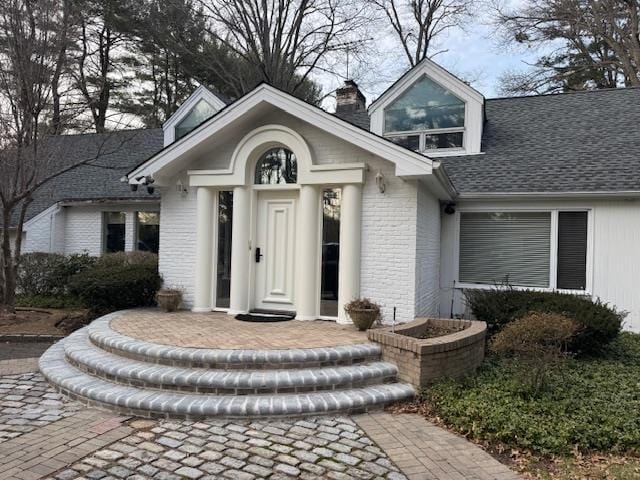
top-left (175, 99), bottom-right (217, 140)
top-left (383, 75), bottom-right (465, 151)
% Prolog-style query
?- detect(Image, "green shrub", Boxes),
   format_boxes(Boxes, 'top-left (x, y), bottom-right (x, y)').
top-left (96, 251), bottom-right (158, 269)
top-left (68, 263), bottom-right (162, 313)
top-left (465, 288), bottom-right (624, 354)
top-left (491, 312), bottom-right (576, 394)
top-left (18, 253), bottom-right (96, 297)
top-left (15, 294), bottom-right (86, 309)
top-left (422, 333), bottom-right (640, 455)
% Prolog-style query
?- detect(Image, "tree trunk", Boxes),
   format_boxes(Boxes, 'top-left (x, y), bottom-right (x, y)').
top-left (0, 207), bottom-right (16, 314)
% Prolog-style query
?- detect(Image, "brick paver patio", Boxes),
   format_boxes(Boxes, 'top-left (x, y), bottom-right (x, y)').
top-left (355, 412), bottom-right (521, 480)
top-left (111, 309), bottom-right (368, 349)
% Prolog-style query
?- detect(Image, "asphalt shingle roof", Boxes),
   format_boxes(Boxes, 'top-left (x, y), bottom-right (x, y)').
top-left (8, 86), bottom-right (640, 230)
top-left (441, 87), bottom-right (640, 195)
top-left (7, 128), bottom-right (163, 228)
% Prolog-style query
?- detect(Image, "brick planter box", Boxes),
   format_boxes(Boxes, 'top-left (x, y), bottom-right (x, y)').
top-left (367, 318), bottom-right (487, 388)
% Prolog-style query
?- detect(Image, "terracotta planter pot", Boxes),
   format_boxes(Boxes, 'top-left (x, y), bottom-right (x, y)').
top-left (156, 290), bottom-right (182, 312)
top-left (347, 308), bottom-right (379, 331)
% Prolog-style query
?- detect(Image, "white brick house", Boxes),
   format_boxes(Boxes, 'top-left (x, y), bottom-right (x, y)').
top-left (14, 59), bottom-right (640, 331)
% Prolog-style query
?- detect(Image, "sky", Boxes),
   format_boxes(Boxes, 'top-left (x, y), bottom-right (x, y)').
top-left (317, 1), bottom-right (542, 110)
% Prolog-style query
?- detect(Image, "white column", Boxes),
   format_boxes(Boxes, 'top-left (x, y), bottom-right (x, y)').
top-left (193, 187), bottom-right (214, 312)
top-left (295, 184), bottom-right (321, 320)
top-left (338, 183), bottom-right (363, 324)
top-left (228, 186), bottom-right (251, 315)
top-left (124, 210), bottom-right (136, 252)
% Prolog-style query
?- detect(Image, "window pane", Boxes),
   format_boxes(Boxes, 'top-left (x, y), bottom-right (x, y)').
top-left (384, 75), bottom-right (465, 132)
top-left (424, 132), bottom-right (463, 150)
top-left (175, 99), bottom-right (216, 140)
top-left (216, 191), bottom-right (233, 308)
top-left (321, 189), bottom-right (340, 317)
top-left (387, 135), bottom-right (420, 150)
top-left (255, 148), bottom-right (297, 184)
top-left (459, 212), bottom-right (551, 287)
top-left (136, 212), bottom-right (160, 254)
top-left (557, 212), bottom-right (588, 290)
top-left (104, 212), bottom-right (125, 253)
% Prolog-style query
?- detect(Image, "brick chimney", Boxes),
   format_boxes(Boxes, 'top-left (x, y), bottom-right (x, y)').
top-left (335, 80), bottom-right (366, 115)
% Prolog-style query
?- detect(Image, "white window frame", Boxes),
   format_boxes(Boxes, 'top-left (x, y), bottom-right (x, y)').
top-left (454, 206), bottom-right (594, 295)
top-left (382, 78), bottom-right (468, 154)
top-left (133, 211), bottom-right (160, 253)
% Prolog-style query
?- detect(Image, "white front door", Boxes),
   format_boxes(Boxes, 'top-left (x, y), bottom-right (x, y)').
top-left (253, 190), bottom-right (297, 311)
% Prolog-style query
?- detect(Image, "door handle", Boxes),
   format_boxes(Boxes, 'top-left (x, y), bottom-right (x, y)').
top-left (255, 247), bottom-right (263, 263)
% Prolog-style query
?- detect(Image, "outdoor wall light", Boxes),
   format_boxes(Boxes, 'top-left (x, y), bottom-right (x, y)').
top-left (176, 179), bottom-right (189, 198)
top-left (375, 170), bottom-right (386, 194)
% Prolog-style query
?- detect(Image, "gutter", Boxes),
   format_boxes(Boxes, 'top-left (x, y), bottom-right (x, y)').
top-left (58, 197), bottom-right (160, 207)
top-left (456, 190), bottom-right (640, 200)
top-left (431, 160), bottom-right (458, 199)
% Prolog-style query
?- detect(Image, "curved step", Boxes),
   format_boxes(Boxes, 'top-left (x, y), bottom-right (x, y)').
top-left (40, 339), bottom-right (415, 419)
top-left (88, 313), bottom-right (381, 369)
top-left (65, 330), bottom-right (398, 394)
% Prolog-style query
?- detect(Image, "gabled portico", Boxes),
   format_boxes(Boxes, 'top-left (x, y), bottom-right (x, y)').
top-left (189, 124), bottom-right (366, 322)
top-left (128, 83), bottom-right (449, 324)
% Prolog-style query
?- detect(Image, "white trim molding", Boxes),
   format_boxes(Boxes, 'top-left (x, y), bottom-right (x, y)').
top-left (128, 84), bottom-right (437, 186)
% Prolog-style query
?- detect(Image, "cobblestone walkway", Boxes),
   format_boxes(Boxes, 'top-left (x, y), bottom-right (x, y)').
top-left (0, 361), bottom-right (521, 480)
top-left (49, 417), bottom-right (407, 480)
top-left (0, 372), bottom-right (83, 443)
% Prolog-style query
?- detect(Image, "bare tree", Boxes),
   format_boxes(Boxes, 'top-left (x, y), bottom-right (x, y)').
top-left (496, 0), bottom-right (640, 95)
top-left (72, 0), bottom-right (134, 132)
top-left (0, 0), bottom-right (131, 313)
top-left (195, 0), bottom-right (375, 100)
top-left (370, 0), bottom-right (472, 67)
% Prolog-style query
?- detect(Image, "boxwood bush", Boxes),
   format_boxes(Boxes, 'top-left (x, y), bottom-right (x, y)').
top-left (466, 288), bottom-right (624, 354)
top-left (68, 263), bottom-right (162, 313)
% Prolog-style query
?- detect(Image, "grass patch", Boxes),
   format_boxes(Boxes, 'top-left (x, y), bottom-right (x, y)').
top-left (421, 333), bottom-right (640, 456)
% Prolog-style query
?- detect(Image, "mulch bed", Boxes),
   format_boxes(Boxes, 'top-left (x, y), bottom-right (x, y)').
top-left (0, 308), bottom-right (91, 336)
top-left (410, 324), bottom-right (466, 339)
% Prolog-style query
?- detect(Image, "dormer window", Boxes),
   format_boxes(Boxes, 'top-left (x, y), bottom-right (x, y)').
top-left (175, 99), bottom-right (217, 140)
top-left (383, 75), bottom-right (465, 151)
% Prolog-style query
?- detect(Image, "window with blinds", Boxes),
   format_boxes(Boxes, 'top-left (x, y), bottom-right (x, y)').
top-left (458, 210), bottom-right (589, 291)
top-left (459, 212), bottom-right (551, 287)
top-left (557, 211), bottom-right (588, 290)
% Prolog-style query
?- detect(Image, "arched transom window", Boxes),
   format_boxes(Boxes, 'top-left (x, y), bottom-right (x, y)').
top-left (383, 75), bottom-right (465, 151)
top-left (254, 148), bottom-right (298, 184)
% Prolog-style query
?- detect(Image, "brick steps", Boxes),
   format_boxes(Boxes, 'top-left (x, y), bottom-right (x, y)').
top-left (39, 315), bottom-right (415, 419)
top-left (88, 313), bottom-right (382, 369)
top-left (65, 330), bottom-right (398, 394)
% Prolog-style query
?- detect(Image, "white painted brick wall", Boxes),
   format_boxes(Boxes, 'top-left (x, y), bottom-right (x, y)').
top-left (157, 186), bottom-right (198, 308)
top-left (63, 207), bottom-right (104, 255)
top-left (414, 184), bottom-right (441, 317)
top-left (360, 157), bottom-right (419, 324)
top-left (63, 205), bottom-right (158, 256)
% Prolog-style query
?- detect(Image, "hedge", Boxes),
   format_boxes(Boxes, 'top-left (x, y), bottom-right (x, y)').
top-left (18, 253), bottom-right (96, 297)
top-left (466, 288), bottom-right (624, 354)
top-left (68, 263), bottom-right (162, 312)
